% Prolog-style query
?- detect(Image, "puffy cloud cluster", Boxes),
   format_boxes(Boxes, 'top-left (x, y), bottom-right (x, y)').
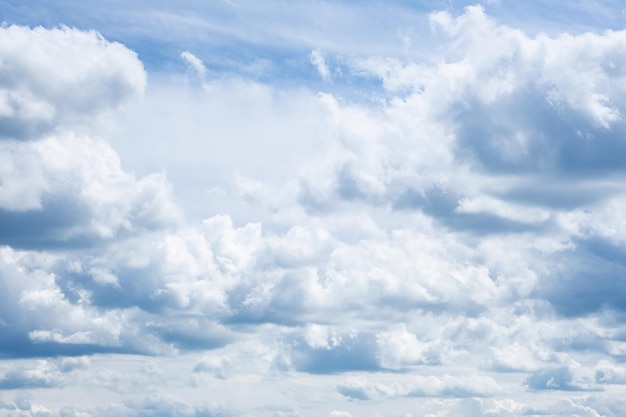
top-left (0, 25), bottom-right (181, 247)
top-left (304, 7), bottom-right (626, 216)
top-left (0, 25), bottom-right (146, 140)
top-left (0, 136), bottom-right (181, 246)
top-left (288, 5), bottom-right (626, 323)
top-left (0, 357), bottom-right (88, 390)
top-left (4, 4), bottom-right (626, 417)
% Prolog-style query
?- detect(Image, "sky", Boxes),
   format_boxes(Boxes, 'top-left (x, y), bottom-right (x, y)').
top-left (3, 0), bottom-right (626, 416)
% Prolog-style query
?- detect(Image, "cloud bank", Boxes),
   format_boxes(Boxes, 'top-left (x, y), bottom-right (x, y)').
top-left (2, 3), bottom-right (626, 417)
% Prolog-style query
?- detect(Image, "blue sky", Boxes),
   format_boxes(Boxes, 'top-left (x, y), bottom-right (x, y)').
top-left (2, 1), bottom-right (626, 416)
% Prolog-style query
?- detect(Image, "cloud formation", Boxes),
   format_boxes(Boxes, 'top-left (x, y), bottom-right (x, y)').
top-left (0, 25), bottom-right (145, 140)
top-left (3, 3), bottom-right (626, 417)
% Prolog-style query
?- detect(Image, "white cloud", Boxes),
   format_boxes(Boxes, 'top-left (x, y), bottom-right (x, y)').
top-left (4, 3), bottom-right (626, 417)
top-left (377, 325), bottom-right (443, 368)
top-left (336, 374), bottom-right (501, 400)
top-left (0, 25), bottom-right (145, 140)
top-left (0, 135), bottom-right (182, 242)
top-left (180, 51), bottom-right (207, 79)
top-left (0, 358), bottom-right (89, 390)
top-left (304, 323), bottom-right (340, 350)
top-left (310, 49), bottom-right (331, 81)
top-left (0, 24), bottom-right (178, 247)
top-left (327, 411), bottom-right (353, 417)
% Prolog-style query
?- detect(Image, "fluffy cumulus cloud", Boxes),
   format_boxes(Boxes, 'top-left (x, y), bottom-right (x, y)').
top-left (0, 25), bottom-right (181, 248)
top-left (4, 2), bottom-right (626, 417)
top-left (0, 25), bottom-right (146, 140)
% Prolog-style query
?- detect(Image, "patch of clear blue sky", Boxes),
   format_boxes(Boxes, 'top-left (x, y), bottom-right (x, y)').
top-left (1, 0), bottom-right (624, 82)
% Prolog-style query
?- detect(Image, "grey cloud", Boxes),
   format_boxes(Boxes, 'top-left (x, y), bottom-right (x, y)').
top-left (0, 371), bottom-right (59, 390)
top-left (524, 367), bottom-right (578, 391)
top-left (0, 255), bottom-right (143, 358)
top-left (297, 181), bottom-right (337, 215)
top-left (54, 357), bottom-right (89, 373)
top-left (0, 338), bottom-right (131, 359)
top-left (496, 180), bottom-right (618, 210)
top-left (0, 402), bottom-right (15, 412)
top-left (453, 92), bottom-right (626, 178)
top-left (393, 186), bottom-right (458, 214)
top-left (535, 239), bottom-right (626, 317)
top-left (524, 365), bottom-right (597, 392)
top-left (291, 332), bottom-right (380, 374)
top-left (225, 271), bottom-right (317, 327)
top-left (0, 196), bottom-right (92, 250)
top-left (0, 312), bottom-right (127, 359)
top-left (13, 393), bottom-right (33, 412)
top-left (393, 186), bottom-right (550, 235)
top-left (445, 212), bottom-right (550, 235)
top-left (0, 359), bottom-right (85, 390)
top-left (336, 382), bottom-right (370, 401)
top-left (0, 108), bottom-right (53, 141)
top-left (336, 165), bottom-right (376, 203)
top-left (57, 265), bottom-right (167, 313)
top-left (593, 360), bottom-right (626, 384)
top-left (54, 247), bottom-right (224, 319)
top-left (145, 318), bottom-right (233, 351)
top-left (523, 359), bottom-right (626, 393)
